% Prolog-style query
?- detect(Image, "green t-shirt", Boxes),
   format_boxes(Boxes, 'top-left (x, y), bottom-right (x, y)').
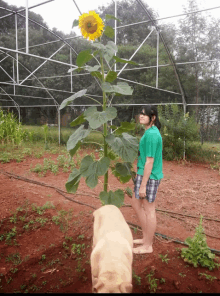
top-left (137, 126), bottom-right (163, 180)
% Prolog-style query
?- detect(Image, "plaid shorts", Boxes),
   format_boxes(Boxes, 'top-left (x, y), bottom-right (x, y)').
top-left (134, 174), bottom-right (161, 203)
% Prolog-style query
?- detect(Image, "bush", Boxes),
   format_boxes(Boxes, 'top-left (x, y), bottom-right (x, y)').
top-left (0, 109), bottom-right (26, 145)
top-left (181, 216), bottom-right (220, 270)
top-left (158, 104), bottom-right (200, 160)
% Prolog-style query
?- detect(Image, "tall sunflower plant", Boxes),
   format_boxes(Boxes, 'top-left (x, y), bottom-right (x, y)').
top-left (59, 11), bottom-right (139, 208)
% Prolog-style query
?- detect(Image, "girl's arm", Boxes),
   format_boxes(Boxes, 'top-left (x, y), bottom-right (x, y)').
top-left (139, 157), bottom-right (154, 198)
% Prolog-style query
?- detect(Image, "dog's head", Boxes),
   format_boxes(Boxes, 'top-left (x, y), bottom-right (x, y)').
top-left (92, 273), bottom-right (132, 293)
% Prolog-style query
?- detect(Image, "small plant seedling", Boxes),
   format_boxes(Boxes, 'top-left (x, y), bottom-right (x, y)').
top-left (132, 270), bottom-right (141, 285)
top-left (199, 273), bottom-right (217, 282)
top-left (31, 273), bottom-right (37, 278)
top-left (181, 216), bottom-right (220, 270)
top-left (41, 254), bottom-right (46, 260)
top-left (78, 234), bottom-right (85, 240)
top-left (5, 252), bottom-right (22, 265)
top-left (146, 271), bottom-right (158, 293)
top-left (179, 273), bottom-right (186, 278)
top-left (159, 254), bottom-right (170, 264)
top-left (160, 278), bottom-right (166, 284)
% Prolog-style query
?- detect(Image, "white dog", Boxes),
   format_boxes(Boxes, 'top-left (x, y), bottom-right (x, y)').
top-left (90, 205), bottom-right (133, 293)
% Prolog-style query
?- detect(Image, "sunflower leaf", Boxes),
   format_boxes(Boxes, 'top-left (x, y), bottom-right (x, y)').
top-left (80, 156), bottom-right (110, 189)
top-left (59, 89), bottom-right (87, 110)
top-left (76, 49), bottom-right (93, 67)
top-left (101, 82), bottom-right (133, 96)
top-left (90, 71), bottom-right (102, 80)
top-left (84, 65), bottom-right (100, 72)
top-left (113, 56), bottom-right (140, 65)
top-left (65, 168), bottom-right (82, 193)
top-left (105, 14), bottom-right (121, 22)
top-left (99, 189), bottom-right (124, 208)
top-left (105, 133), bottom-right (139, 163)
top-left (72, 19), bottom-right (79, 28)
top-left (69, 113), bottom-right (86, 127)
top-left (104, 41), bottom-right (118, 63)
top-left (84, 106), bottom-right (117, 129)
top-left (67, 125), bottom-right (91, 155)
top-left (105, 71), bottom-right (117, 83)
top-left (104, 26), bottom-right (114, 39)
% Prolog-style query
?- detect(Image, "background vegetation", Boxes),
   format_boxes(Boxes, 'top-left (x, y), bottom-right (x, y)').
top-left (0, 0), bottom-right (219, 142)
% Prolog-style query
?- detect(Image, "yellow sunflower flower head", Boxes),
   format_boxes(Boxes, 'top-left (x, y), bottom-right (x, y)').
top-left (79, 11), bottom-right (104, 41)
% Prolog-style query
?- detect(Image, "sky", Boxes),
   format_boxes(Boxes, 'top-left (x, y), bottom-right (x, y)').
top-left (3, 0), bottom-right (220, 35)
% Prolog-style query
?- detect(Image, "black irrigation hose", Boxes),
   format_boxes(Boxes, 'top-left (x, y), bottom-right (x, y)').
top-left (1, 169), bottom-right (220, 255)
top-left (127, 221), bottom-right (220, 255)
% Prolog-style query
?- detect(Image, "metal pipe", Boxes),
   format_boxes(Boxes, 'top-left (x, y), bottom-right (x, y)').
top-left (58, 109), bottom-right (61, 145)
top-left (118, 77), bottom-right (181, 95)
top-left (26, 0), bottom-right (29, 54)
top-left (156, 30), bottom-right (159, 88)
top-left (15, 13), bottom-right (19, 83)
top-left (20, 43), bottom-right (66, 85)
top-left (70, 49), bottom-right (73, 93)
top-left (0, 0), bottom-right (55, 20)
top-left (0, 46), bottom-right (77, 68)
top-left (117, 28), bottom-right (155, 77)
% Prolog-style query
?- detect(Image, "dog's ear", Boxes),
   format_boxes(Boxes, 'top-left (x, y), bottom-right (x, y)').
top-left (119, 282), bottom-right (133, 293)
top-left (93, 279), bottom-right (104, 293)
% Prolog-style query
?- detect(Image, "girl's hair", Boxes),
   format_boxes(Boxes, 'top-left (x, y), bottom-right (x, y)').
top-left (140, 105), bottom-right (161, 130)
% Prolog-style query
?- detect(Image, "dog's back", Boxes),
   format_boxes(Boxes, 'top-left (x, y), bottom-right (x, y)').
top-left (92, 205), bottom-right (133, 248)
top-left (91, 205), bottom-right (133, 293)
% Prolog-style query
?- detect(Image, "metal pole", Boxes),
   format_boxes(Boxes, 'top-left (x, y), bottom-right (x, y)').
top-left (58, 109), bottom-right (61, 145)
top-left (15, 13), bottom-right (19, 83)
top-left (26, 0), bottom-right (29, 54)
top-left (117, 28), bottom-right (155, 77)
top-left (70, 49), bottom-right (73, 93)
top-left (156, 30), bottom-right (159, 88)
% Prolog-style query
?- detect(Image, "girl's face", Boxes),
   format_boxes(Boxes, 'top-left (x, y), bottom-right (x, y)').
top-left (139, 110), bottom-right (151, 126)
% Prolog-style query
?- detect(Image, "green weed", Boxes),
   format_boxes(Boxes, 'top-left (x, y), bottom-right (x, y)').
top-left (199, 273), bottom-right (217, 282)
top-left (181, 216), bottom-right (220, 270)
top-left (159, 254), bottom-right (170, 264)
top-left (146, 270), bottom-right (158, 293)
top-left (5, 252), bottom-right (22, 265)
top-left (132, 270), bottom-right (141, 285)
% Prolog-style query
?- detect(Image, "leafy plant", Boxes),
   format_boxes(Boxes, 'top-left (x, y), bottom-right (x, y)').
top-left (199, 273), bottom-right (217, 282)
top-left (5, 252), bottom-right (22, 265)
top-left (132, 270), bottom-right (141, 285)
top-left (59, 12), bottom-right (139, 208)
top-left (181, 216), bottom-right (220, 270)
top-left (146, 270), bottom-right (158, 293)
top-left (159, 254), bottom-right (170, 264)
top-left (158, 104), bottom-right (200, 160)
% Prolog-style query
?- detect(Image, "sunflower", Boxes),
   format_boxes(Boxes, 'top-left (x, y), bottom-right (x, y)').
top-left (79, 11), bottom-right (104, 41)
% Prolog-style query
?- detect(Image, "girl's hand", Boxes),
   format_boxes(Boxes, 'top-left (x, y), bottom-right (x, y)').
top-left (139, 185), bottom-right (146, 199)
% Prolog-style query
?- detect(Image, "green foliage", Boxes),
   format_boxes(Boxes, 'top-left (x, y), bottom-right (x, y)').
top-left (146, 270), bottom-right (158, 293)
top-left (0, 109), bottom-right (26, 145)
top-left (159, 254), bottom-right (170, 264)
top-left (59, 19), bottom-right (139, 208)
top-left (132, 270), bottom-right (141, 285)
top-left (158, 104), bottom-right (200, 160)
top-left (181, 216), bottom-right (220, 270)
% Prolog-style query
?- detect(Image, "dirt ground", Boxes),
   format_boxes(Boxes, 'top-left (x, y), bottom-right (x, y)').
top-left (0, 149), bottom-right (220, 293)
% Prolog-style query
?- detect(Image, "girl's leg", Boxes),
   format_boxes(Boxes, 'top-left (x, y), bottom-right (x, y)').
top-left (132, 199), bottom-right (156, 254)
top-left (131, 194), bottom-right (149, 246)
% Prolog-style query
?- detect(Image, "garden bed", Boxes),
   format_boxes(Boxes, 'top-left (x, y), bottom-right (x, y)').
top-left (0, 148), bottom-right (220, 293)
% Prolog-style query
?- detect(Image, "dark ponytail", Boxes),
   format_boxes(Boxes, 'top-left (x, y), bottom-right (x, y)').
top-left (140, 105), bottom-right (161, 130)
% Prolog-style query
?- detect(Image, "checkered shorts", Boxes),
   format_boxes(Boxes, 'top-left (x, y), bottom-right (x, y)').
top-left (134, 174), bottom-right (161, 203)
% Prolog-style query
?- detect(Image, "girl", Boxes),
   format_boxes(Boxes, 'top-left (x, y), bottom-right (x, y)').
top-left (132, 105), bottom-right (163, 254)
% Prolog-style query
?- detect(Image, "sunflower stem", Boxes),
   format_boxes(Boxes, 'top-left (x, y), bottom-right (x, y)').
top-left (100, 53), bottom-right (108, 193)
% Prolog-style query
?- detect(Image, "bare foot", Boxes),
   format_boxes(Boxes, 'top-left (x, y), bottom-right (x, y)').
top-left (133, 245), bottom-right (153, 254)
top-left (133, 239), bottom-right (144, 244)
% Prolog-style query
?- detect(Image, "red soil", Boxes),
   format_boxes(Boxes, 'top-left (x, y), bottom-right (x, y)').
top-left (0, 149), bottom-right (220, 293)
